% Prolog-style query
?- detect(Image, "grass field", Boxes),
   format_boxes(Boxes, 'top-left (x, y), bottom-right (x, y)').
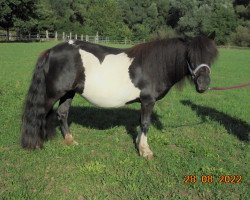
top-left (0, 42), bottom-right (249, 200)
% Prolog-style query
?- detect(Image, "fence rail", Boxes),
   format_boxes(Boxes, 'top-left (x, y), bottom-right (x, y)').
top-left (0, 30), bottom-right (145, 45)
top-left (2, 30), bottom-right (248, 49)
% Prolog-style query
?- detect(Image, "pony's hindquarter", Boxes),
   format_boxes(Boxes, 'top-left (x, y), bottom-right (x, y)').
top-left (21, 43), bottom-right (84, 149)
top-left (21, 50), bottom-right (50, 149)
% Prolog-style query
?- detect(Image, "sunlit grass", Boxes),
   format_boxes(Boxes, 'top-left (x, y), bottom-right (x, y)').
top-left (0, 42), bottom-right (249, 199)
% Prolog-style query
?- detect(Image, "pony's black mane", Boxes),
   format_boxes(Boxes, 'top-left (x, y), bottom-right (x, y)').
top-left (127, 37), bottom-right (187, 87)
top-left (186, 36), bottom-right (218, 67)
top-left (126, 36), bottom-right (218, 87)
top-left (127, 35), bottom-right (218, 64)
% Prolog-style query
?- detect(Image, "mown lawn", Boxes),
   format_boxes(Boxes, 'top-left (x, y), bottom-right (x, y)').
top-left (0, 42), bottom-right (249, 200)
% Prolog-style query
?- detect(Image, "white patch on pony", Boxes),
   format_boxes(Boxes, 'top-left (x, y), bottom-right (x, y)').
top-left (68, 40), bottom-right (74, 45)
top-left (136, 132), bottom-right (153, 159)
top-left (79, 49), bottom-right (140, 108)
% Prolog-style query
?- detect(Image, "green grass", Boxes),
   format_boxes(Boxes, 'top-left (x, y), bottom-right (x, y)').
top-left (0, 42), bottom-right (249, 200)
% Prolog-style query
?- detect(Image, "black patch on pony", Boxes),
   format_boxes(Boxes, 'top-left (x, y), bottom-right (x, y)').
top-left (74, 40), bottom-right (124, 63)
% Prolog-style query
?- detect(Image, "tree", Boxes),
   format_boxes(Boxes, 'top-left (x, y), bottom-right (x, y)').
top-left (157, 0), bottom-right (171, 28)
top-left (119, 0), bottom-right (161, 40)
top-left (0, 0), bottom-right (38, 40)
top-left (48, 0), bottom-right (75, 32)
top-left (47, 0), bottom-right (92, 34)
top-left (36, 0), bottom-right (57, 32)
top-left (0, 0), bottom-right (15, 40)
top-left (82, 0), bottom-right (132, 39)
top-left (38, 0), bottom-right (132, 38)
top-left (232, 0), bottom-right (250, 46)
top-left (169, 0), bottom-right (238, 44)
top-left (0, 0), bottom-right (247, 44)
top-left (231, 25), bottom-right (250, 46)
top-left (202, 2), bottom-right (238, 44)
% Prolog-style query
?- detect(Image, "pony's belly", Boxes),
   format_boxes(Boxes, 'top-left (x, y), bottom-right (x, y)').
top-left (79, 50), bottom-right (141, 108)
top-left (82, 82), bottom-right (140, 108)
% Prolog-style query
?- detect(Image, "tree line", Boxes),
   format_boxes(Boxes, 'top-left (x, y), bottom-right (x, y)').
top-left (0, 0), bottom-right (249, 46)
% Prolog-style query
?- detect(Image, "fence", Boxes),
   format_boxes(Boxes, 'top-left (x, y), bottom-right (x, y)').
top-left (1, 31), bottom-right (249, 49)
top-left (0, 30), bottom-right (145, 45)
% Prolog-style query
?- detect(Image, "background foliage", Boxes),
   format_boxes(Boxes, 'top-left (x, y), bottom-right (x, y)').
top-left (0, 0), bottom-right (250, 45)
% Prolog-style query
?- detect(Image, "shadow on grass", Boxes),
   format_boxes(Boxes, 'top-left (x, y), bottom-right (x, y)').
top-left (68, 106), bottom-right (163, 142)
top-left (181, 100), bottom-right (250, 142)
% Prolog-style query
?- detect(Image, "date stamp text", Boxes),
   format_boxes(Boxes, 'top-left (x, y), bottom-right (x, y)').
top-left (184, 175), bottom-right (242, 184)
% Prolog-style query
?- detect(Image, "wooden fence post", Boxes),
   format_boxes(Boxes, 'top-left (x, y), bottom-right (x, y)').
top-left (62, 32), bottom-right (65, 41)
top-left (86, 35), bottom-right (89, 42)
top-left (95, 32), bottom-right (99, 43)
top-left (46, 30), bottom-right (49, 40)
top-left (81, 34), bottom-right (83, 41)
top-left (70, 32), bottom-right (72, 40)
top-left (55, 31), bottom-right (58, 41)
top-left (75, 34), bottom-right (77, 40)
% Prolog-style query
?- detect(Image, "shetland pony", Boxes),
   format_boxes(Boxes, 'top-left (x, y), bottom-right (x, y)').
top-left (21, 32), bottom-right (218, 159)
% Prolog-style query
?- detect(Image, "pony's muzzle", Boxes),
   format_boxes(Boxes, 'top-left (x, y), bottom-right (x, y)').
top-left (196, 75), bottom-right (210, 93)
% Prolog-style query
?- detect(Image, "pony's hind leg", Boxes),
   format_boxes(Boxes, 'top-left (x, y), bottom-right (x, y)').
top-left (57, 91), bottom-right (77, 145)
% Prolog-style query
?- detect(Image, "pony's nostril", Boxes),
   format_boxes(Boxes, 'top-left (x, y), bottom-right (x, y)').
top-left (198, 88), bottom-right (206, 93)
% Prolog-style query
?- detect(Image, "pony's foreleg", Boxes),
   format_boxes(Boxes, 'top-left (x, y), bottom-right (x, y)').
top-left (137, 96), bottom-right (155, 160)
top-left (57, 91), bottom-right (77, 145)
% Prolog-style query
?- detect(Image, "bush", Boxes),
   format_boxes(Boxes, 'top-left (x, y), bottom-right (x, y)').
top-left (150, 27), bottom-right (177, 40)
top-left (231, 25), bottom-right (250, 47)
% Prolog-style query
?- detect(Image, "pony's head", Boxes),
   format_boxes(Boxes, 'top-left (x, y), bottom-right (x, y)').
top-left (187, 32), bottom-right (218, 93)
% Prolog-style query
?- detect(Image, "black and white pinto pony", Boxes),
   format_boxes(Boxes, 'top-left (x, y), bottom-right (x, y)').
top-left (21, 32), bottom-right (218, 159)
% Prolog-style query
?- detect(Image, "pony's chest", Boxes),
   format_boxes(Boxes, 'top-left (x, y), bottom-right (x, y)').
top-left (79, 50), bottom-right (140, 108)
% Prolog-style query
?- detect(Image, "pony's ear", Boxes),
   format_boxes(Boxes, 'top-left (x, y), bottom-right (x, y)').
top-left (208, 31), bottom-right (216, 40)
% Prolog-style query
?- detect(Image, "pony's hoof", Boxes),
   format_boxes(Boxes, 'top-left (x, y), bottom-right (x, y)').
top-left (138, 146), bottom-right (154, 160)
top-left (146, 153), bottom-right (154, 160)
top-left (141, 152), bottom-right (154, 160)
top-left (64, 134), bottom-right (76, 145)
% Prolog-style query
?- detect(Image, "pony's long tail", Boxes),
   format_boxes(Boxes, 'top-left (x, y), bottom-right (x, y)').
top-left (21, 50), bottom-right (50, 149)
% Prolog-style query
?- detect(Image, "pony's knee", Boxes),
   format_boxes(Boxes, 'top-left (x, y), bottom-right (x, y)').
top-left (57, 106), bottom-right (68, 120)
